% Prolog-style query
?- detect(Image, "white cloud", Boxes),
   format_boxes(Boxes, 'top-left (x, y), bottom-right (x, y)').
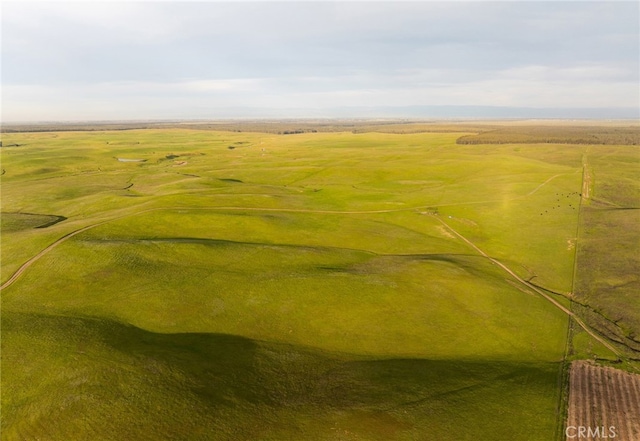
top-left (178, 79), bottom-right (265, 93)
top-left (497, 65), bottom-right (635, 82)
top-left (2, 1), bottom-right (638, 120)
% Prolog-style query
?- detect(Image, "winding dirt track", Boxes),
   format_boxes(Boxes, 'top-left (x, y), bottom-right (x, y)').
top-left (3, 162), bottom-right (576, 293)
top-left (1, 204), bottom-right (436, 291)
top-left (0, 201), bottom-right (622, 359)
top-left (581, 155), bottom-right (592, 201)
top-left (527, 173), bottom-right (569, 196)
top-left (1, 222), bottom-right (109, 291)
top-left (1, 164), bottom-right (620, 361)
top-left (0, 201), bottom-right (505, 291)
top-left (1, 169), bottom-right (573, 293)
top-left (431, 215), bottom-right (620, 358)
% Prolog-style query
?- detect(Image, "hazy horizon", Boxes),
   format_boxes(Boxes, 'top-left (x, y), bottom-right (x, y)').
top-left (4, 105), bottom-right (639, 125)
top-left (2, 1), bottom-right (639, 122)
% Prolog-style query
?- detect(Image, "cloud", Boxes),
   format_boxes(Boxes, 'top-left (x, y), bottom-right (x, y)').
top-left (2, 1), bottom-right (638, 121)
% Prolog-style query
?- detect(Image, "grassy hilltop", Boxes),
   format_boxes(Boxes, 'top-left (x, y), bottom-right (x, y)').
top-left (1, 123), bottom-right (637, 440)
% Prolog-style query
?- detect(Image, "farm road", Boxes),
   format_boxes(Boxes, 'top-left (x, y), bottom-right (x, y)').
top-left (527, 172), bottom-right (574, 197)
top-left (1, 168), bottom-right (598, 348)
top-left (1, 200), bottom-right (621, 360)
top-left (0, 221), bottom-right (113, 291)
top-left (581, 153), bottom-right (591, 201)
top-left (0, 204), bottom-right (439, 291)
top-left (431, 215), bottom-right (620, 359)
top-left (0, 168), bottom-right (586, 293)
top-left (0, 191), bottom-right (535, 291)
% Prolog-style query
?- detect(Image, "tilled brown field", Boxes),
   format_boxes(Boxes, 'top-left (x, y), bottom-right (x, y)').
top-left (566, 361), bottom-right (640, 440)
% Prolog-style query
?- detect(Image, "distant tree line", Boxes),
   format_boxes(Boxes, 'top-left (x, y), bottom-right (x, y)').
top-left (456, 126), bottom-right (639, 145)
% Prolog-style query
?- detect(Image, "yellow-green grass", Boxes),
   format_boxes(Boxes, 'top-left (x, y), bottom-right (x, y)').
top-left (2, 130), bottom-right (586, 288)
top-left (0, 212), bottom-right (66, 231)
top-left (2, 210), bottom-right (568, 361)
top-left (567, 318), bottom-right (619, 362)
top-left (442, 167), bottom-right (583, 292)
top-left (573, 146), bottom-right (640, 358)
top-left (2, 312), bottom-right (562, 441)
top-left (4, 127), bottom-right (633, 439)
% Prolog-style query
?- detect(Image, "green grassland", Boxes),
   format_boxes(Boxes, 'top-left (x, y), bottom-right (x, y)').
top-left (1, 125), bottom-right (636, 440)
top-left (573, 146), bottom-right (640, 359)
top-left (3, 312), bottom-right (561, 441)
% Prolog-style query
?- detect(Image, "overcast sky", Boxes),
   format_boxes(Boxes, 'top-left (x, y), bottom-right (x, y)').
top-left (2, 1), bottom-right (639, 121)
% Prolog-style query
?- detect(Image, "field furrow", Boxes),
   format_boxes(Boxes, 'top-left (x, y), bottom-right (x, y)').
top-left (585, 364), bottom-right (594, 430)
top-left (2, 127), bottom-right (637, 441)
top-left (606, 370), bottom-right (629, 433)
top-left (596, 368), bottom-right (608, 428)
top-left (624, 370), bottom-right (640, 439)
top-left (613, 370), bottom-right (631, 439)
top-left (566, 361), bottom-right (640, 441)
top-left (567, 363), bottom-right (579, 430)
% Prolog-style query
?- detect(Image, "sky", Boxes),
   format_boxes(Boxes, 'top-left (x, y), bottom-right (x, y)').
top-left (2, 1), bottom-right (639, 121)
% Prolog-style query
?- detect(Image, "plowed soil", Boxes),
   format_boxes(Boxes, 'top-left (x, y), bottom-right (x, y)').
top-left (566, 361), bottom-right (640, 440)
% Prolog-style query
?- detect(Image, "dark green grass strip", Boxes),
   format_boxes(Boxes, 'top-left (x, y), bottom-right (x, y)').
top-left (2, 312), bottom-right (562, 441)
top-left (1, 212), bottom-right (67, 232)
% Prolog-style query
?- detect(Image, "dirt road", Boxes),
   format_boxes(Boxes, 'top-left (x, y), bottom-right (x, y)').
top-left (431, 215), bottom-right (620, 358)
